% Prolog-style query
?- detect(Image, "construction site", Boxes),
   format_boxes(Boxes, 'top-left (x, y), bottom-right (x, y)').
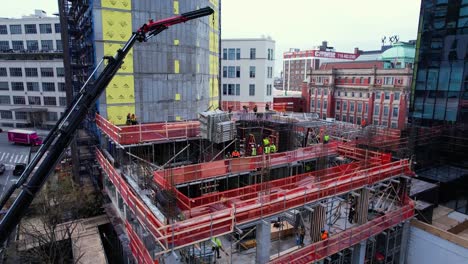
top-left (94, 110), bottom-right (421, 264)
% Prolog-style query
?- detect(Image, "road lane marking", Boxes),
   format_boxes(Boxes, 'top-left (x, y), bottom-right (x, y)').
top-left (0, 152), bottom-right (5, 161)
top-left (14, 154), bottom-right (19, 163)
top-left (9, 155), bottom-right (13, 163)
top-left (23, 155), bottom-right (28, 163)
top-left (4, 153), bottom-right (9, 161)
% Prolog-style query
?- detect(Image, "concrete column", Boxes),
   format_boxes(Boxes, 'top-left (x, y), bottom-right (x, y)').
top-left (352, 240), bottom-right (367, 264)
top-left (398, 221), bottom-right (411, 264)
top-left (256, 221), bottom-right (271, 264)
top-left (356, 189), bottom-right (370, 225)
top-left (310, 204), bottom-right (326, 243)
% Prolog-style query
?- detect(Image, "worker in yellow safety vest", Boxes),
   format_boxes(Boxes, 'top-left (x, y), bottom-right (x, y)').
top-left (270, 143), bottom-right (277, 153)
top-left (263, 137), bottom-right (270, 147)
top-left (264, 144), bottom-right (270, 154)
top-left (211, 237), bottom-right (228, 258)
top-left (251, 144), bottom-right (257, 156)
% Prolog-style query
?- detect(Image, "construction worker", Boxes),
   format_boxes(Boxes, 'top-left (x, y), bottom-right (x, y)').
top-left (321, 229), bottom-right (329, 240)
top-left (257, 144), bottom-right (263, 155)
top-left (265, 103), bottom-right (270, 111)
top-left (251, 144), bottom-right (257, 156)
top-left (270, 143), bottom-right (277, 153)
top-left (130, 114), bottom-right (138, 125)
top-left (253, 105), bottom-right (258, 113)
top-left (126, 113), bottom-right (131, 125)
top-left (263, 137), bottom-right (270, 147)
top-left (232, 150), bottom-right (240, 158)
top-left (324, 134), bottom-right (330, 144)
top-left (211, 237), bottom-right (223, 259)
top-left (264, 144), bottom-right (270, 154)
top-left (297, 226), bottom-right (305, 246)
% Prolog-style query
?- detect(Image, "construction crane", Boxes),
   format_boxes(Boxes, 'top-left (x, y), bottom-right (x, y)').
top-left (0, 6), bottom-right (214, 243)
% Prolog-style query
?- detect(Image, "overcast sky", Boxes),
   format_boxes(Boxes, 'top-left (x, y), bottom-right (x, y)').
top-left (1, 0), bottom-right (421, 75)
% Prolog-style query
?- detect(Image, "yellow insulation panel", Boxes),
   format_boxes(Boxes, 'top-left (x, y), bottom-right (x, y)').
top-left (101, 10), bottom-right (132, 42)
top-left (105, 75), bottom-right (135, 104)
top-left (103, 43), bottom-right (134, 73)
top-left (174, 60), bottom-right (180, 73)
top-left (174, 1), bottom-right (179, 14)
top-left (107, 105), bottom-right (136, 125)
top-left (101, 0), bottom-right (131, 10)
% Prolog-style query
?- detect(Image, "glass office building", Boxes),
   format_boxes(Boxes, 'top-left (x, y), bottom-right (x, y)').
top-left (411, 0), bottom-right (468, 125)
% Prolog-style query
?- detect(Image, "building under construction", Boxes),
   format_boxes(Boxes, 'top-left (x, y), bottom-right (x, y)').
top-left (95, 110), bottom-right (417, 264)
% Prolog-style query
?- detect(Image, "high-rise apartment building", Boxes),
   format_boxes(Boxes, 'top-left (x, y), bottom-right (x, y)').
top-left (0, 10), bottom-right (65, 130)
top-left (221, 38), bottom-right (275, 111)
top-left (411, 0), bottom-right (468, 125)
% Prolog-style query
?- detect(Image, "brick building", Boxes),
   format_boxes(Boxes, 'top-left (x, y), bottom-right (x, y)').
top-left (305, 61), bottom-right (413, 129)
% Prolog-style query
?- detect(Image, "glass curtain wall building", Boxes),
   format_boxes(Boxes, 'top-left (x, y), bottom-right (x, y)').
top-left (411, 0), bottom-right (468, 125)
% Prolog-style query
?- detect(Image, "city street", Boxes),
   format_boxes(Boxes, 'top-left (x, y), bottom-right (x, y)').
top-left (0, 132), bottom-right (31, 198)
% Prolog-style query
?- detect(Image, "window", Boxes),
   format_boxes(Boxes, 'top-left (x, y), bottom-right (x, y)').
top-left (249, 84), bottom-right (255, 96)
top-left (357, 103), bottom-right (362, 112)
top-left (222, 66), bottom-right (227, 78)
top-left (250, 48), bottom-right (256, 59)
top-left (25, 68), bottom-right (38, 77)
top-left (352, 77), bottom-right (355, 83)
top-left (0, 41), bottom-right (9, 50)
top-left (0, 25), bottom-right (7, 34)
top-left (228, 66), bottom-right (235, 78)
top-left (56, 40), bottom-right (62, 51)
top-left (359, 92), bottom-right (362, 98)
top-left (350, 102), bottom-right (355, 111)
top-left (11, 82), bottom-right (24, 91)
top-left (236, 84), bottom-right (240, 96)
top-left (384, 92), bottom-right (390, 100)
top-left (39, 24), bottom-right (52, 34)
top-left (267, 67), bottom-right (272, 78)
top-left (266, 84), bottom-right (272, 96)
top-left (10, 68), bottom-right (22, 77)
top-left (59, 97), bottom-right (67, 106)
top-left (24, 24), bottom-right (37, 34)
top-left (368, 77), bottom-right (371, 84)
top-left (236, 48), bottom-right (240, 60)
top-left (26, 40), bottom-right (39, 51)
top-left (337, 91), bottom-right (341, 97)
top-left (0, 110), bottom-right (12, 119)
top-left (391, 122), bottom-right (397, 129)
top-left (0, 68), bottom-right (7, 76)
top-left (351, 92), bottom-right (355, 97)
top-left (342, 115), bottom-right (347, 122)
top-left (46, 112), bottom-right (58, 121)
top-left (0, 96), bottom-right (10, 104)
top-left (384, 77), bottom-right (394, 85)
top-left (13, 96), bottom-right (25, 105)
top-left (365, 103), bottom-right (368, 113)
top-left (343, 102), bottom-right (347, 111)
top-left (374, 105), bottom-right (380, 115)
top-left (56, 67), bottom-right (64, 77)
top-left (392, 107), bottom-right (398, 117)
top-left (41, 68), bottom-right (54, 77)
top-left (58, 82), bottom-right (65, 92)
top-left (383, 105), bottom-right (389, 116)
top-left (394, 92), bottom-right (400, 101)
top-left (41, 40), bottom-right (53, 51)
top-left (323, 101), bottom-right (327, 109)
top-left (227, 84), bottom-right (234, 95)
top-left (349, 116), bottom-right (354, 124)
top-left (9, 24), bottom-right (21, 34)
top-left (15, 112), bottom-right (27, 120)
top-left (336, 101), bottom-right (341, 110)
top-left (375, 92), bottom-right (381, 99)
top-left (222, 48), bottom-right (227, 60)
top-left (249, 66), bottom-right (256, 78)
top-left (43, 96), bottom-right (57, 106)
top-left (0, 82), bottom-right (8, 90)
top-left (357, 117), bottom-right (362, 125)
top-left (236, 66), bottom-right (240, 78)
top-left (317, 100), bottom-right (321, 109)
top-left (28, 96), bottom-right (41, 105)
top-left (267, 48), bottom-right (274, 60)
top-left (360, 77), bottom-right (364, 84)
top-left (12, 41), bottom-right (24, 50)
top-left (42, 82), bottom-right (55, 92)
top-left (228, 48), bottom-right (235, 60)
top-left (54, 23), bottom-right (61, 33)
top-left (27, 82), bottom-right (39, 91)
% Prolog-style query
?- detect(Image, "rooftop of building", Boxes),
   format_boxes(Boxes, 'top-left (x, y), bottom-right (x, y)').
top-left (222, 37), bottom-right (275, 42)
top-left (319, 60), bottom-right (384, 70)
top-left (0, 10), bottom-right (58, 20)
top-left (381, 42), bottom-right (416, 60)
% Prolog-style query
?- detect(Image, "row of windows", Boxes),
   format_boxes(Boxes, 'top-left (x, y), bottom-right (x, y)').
top-left (316, 88), bottom-right (401, 101)
top-left (0, 67), bottom-right (64, 77)
top-left (374, 104), bottom-right (399, 118)
top-left (0, 23), bottom-right (60, 35)
top-left (336, 101), bottom-right (369, 113)
top-left (0, 40), bottom-right (62, 51)
top-left (0, 110), bottom-right (61, 122)
top-left (222, 48), bottom-right (274, 60)
top-left (222, 84), bottom-right (258, 96)
top-left (0, 81), bottom-right (65, 92)
top-left (0, 95), bottom-right (66, 106)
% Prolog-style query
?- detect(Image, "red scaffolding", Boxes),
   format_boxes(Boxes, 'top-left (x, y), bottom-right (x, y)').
top-left (95, 114), bottom-right (200, 145)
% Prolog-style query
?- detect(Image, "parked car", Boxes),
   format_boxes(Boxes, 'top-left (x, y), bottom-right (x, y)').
top-left (0, 163), bottom-right (5, 175)
top-left (13, 163), bottom-right (26, 176)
